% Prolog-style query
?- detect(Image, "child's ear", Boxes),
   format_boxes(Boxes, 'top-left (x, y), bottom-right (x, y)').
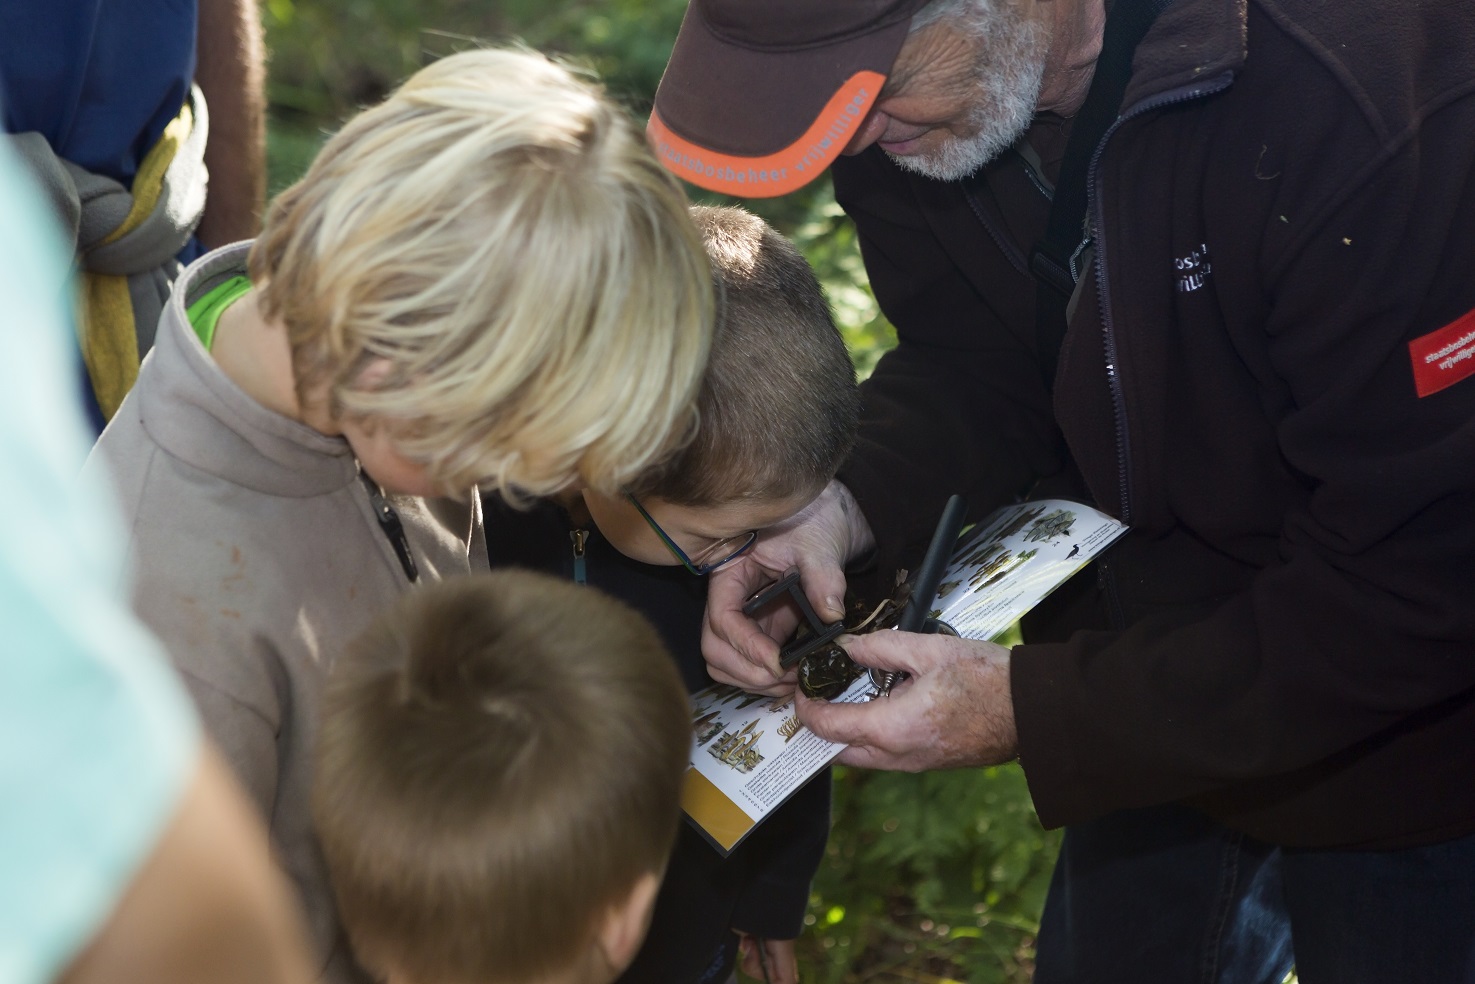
top-left (353, 357), bottom-right (395, 390)
top-left (593, 871), bottom-right (661, 979)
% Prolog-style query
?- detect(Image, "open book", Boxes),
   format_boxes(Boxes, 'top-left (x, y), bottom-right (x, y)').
top-left (682, 498), bottom-right (1129, 854)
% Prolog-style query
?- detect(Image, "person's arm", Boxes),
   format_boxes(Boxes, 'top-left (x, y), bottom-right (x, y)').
top-left (193, 0), bottom-right (265, 247)
top-left (0, 134), bottom-right (307, 984)
top-left (174, 670), bottom-right (283, 817)
top-left (58, 745), bottom-right (314, 984)
top-left (830, 150), bottom-right (1067, 589)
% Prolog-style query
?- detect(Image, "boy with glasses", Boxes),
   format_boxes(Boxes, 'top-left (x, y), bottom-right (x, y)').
top-left (485, 205), bottom-right (859, 984)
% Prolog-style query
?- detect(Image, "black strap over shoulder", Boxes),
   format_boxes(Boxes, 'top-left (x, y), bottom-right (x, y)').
top-left (1031, 0), bottom-right (1176, 381)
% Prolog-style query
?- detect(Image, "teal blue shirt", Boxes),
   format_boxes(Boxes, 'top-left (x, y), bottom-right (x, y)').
top-left (0, 141), bottom-right (199, 984)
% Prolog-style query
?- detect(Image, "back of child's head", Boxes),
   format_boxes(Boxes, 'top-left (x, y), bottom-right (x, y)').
top-left (250, 48), bottom-right (712, 500)
top-left (625, 205), bottom-right (858, 508)
top-left (313, 571), bottom-right (691, 984)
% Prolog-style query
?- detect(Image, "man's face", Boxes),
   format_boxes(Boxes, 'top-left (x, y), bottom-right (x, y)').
top-left (844, 2), bottom-right (1049, 181)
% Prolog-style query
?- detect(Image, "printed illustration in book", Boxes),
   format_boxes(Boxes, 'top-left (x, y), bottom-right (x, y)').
top-left (682, 498), bottom-right (1127, 854)
top-left (683, 674), bottom-right (872, 854)
top-left (928, 498), bottom-right (1127, 641)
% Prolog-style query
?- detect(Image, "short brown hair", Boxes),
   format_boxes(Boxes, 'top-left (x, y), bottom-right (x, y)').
top-left (313, 571), bottom-right (690, 984)
top-left (626, 205), bottom-right (858, 507)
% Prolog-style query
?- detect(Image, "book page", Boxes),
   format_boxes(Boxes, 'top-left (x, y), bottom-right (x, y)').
top-left (682, 674), bottom-right (873, 854)
top-left (931, 500), bottom-right (1127, 641)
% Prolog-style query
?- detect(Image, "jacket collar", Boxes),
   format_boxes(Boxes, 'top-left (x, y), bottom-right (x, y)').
top-left (138, 242), bottom-right (360, 498)
top-left (1124, 0), bottom-right (1248, 109)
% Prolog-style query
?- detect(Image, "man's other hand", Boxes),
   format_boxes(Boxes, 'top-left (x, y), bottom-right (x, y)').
top-left (797, 629), bottom-right (1016, 772)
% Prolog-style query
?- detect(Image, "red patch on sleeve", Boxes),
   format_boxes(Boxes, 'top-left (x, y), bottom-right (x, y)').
top-left (1409, 307), bottom-right (1475, 398)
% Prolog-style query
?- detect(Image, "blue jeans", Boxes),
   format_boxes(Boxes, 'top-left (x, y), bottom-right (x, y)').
top-left (1033, 803), bottom-right (1475, 984)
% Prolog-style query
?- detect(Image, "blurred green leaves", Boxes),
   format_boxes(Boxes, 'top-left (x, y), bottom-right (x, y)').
top-left (804, 765), bottom-right (1058, 984)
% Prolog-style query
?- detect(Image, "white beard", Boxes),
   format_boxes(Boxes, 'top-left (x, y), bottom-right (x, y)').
top-left (887, 6), bottom-right (1048, 182)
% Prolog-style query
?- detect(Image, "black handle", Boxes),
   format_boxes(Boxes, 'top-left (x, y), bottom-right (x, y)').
top-left (896, 494), bottom-right (967, 634)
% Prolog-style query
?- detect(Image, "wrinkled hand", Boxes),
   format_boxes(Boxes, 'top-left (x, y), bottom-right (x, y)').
top-left (702, 481), bottom-right (875, 696)
top-left (796, 629), bottom-right (1017, 771)
top-left (736, 934), bottom-right (798, 984)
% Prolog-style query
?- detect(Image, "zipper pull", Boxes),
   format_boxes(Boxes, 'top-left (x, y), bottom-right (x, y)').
top-left (569, 529), bottom-right (589, 585)
top-left (359, 471), bottom-right (419, 583)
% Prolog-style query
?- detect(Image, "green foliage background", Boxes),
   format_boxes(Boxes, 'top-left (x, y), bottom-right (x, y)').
top-left (264, 3), bottom-right (1059, 980)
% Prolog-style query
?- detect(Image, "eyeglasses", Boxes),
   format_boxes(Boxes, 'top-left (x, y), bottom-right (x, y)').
top-left (624, 492), bottom-right (758, 576)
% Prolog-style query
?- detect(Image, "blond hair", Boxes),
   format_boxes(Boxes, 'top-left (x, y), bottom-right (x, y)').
top-left (250, 48), bottom-right (712, 498)
top-left (313, 571), bottom-right (691, 984)
top-left (627, 206), bottom-right (858, 507)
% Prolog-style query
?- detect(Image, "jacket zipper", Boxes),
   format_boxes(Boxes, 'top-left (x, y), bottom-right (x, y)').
top-left (359, 471), bottom-right (419, 582)
top-left (1088, 72), bottom-right (1235, 524)
top-left (569, 528), bottom-right (589, 585)
top-left (963, 184), bottom-right (1034, 276)
top-left (962, 146), bottom-right (1053, 277)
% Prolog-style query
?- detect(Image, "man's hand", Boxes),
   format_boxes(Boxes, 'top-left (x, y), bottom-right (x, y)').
top-left (702, 480), bottom-right (875, 695)
top-left (797, 629), bottom-right (1017, 771)
top-left (736, 934), bottom-right (798, 984)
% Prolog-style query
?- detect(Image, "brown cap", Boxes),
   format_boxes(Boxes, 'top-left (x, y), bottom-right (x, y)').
top-left (649, 0), bottom-right (929, 198)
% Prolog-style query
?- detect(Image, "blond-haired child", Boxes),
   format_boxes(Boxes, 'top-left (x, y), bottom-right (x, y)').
top-left (314, 571), bottom-right (691, 984)
top-left (85, 47), bottom-right (711, 980)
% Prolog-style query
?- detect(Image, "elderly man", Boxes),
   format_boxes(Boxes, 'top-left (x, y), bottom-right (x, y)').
top-left (650, 0), bottom-right (1475, 980)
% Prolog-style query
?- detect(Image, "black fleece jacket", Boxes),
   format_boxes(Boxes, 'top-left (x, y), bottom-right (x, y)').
top-left (833, 0), bottom-right (1475, 849)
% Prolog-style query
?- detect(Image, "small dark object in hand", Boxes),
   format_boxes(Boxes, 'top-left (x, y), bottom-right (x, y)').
top-left (741, 567), bottom-right (847, 669)
top-left (743, 545), bottom-right (960, 702)
top-left (796, 616), bottom-right (958, 700)
top-left (798, 642), bottom-right (863, 700)
top-left (743, 568), bottom-right (914, 700)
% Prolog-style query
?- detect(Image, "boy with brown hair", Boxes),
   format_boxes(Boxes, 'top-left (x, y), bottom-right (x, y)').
top-left (486, 204), bottom-right (860, 984)
top-left (313, 571), bottom-right (692, 984)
